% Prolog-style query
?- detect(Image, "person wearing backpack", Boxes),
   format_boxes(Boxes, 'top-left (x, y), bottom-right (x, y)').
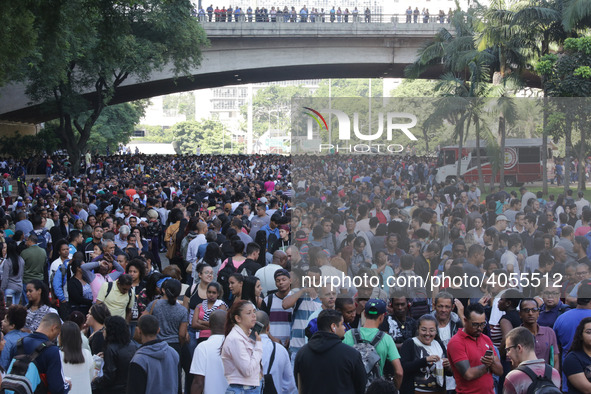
top-left (3, 313), bottom-right (70, 394)
top-left (503, 327), bottom-right (561, 394)
top-left (96, 274), bottom-right (134, 321)
top-left (256, 311), bottom-right (297, 394)
top-left (342, 299), bottom-right (403, 389)
top-left (295, 309), bottom-right (366, 394)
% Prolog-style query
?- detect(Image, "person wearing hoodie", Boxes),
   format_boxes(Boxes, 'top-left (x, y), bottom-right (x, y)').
top-left (127, 314), bottom-right (180, 394)
top-left (294, 309), bottom-right (367, 394)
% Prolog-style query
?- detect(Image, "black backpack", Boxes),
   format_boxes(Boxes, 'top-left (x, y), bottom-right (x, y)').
top-left (516, 364), bottom-right (561, 394)
top-left (218, 257), bottom-right (237, 302)
top-left (262, 341), bottom-right (278, 394)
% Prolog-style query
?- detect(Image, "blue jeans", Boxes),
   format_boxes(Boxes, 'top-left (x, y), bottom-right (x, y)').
top-left (225, 384), bottom-right (261, 394)
top-left (5, 288), bottom-right (21, 306)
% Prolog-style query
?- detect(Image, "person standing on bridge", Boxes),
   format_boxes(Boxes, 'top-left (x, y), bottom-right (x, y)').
top-left (365, 7), bottom-right (370, 23)
top-left (406, 6), bottom-right (412, 23)
top-left (207, 4), bottom-right (213, 21)
top-left (413, 7), bottom-right (419, 23)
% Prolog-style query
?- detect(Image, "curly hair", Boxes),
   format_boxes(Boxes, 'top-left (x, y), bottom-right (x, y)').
top-left (104, 316), bottom-right (130, 345)
top-left (570, 317), bottom-right (591, 354)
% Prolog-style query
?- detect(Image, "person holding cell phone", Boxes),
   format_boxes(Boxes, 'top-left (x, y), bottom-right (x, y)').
top-left (447, 304), bottom-right (503, 394)
top-left (221, 300), bottom-right (263, 394)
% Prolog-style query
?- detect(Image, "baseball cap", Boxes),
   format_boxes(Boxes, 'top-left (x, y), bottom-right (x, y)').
top-left (496, 215), bottom-right (508, 222)
top-left (365, 299), bottom-right (387, 316)
top-left (259, 197), bottom-right (268, 203)
top-left (274, 268), bottom-right (290, 280)
top-left (295, 230), bottom-right (308, 242)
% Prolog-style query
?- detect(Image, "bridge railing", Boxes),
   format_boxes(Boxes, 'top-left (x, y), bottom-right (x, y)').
top-left (195, 13), bottom-right (451, 25)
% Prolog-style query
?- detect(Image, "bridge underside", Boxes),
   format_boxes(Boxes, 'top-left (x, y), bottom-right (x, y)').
top-left (0, 30), bottom-right (541, 124)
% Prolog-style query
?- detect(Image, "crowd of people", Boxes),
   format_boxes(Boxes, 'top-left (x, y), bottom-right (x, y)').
top-left (0, 151), bottom-right (590, 393)
top-left (189, 4), bottom-right (454, 24)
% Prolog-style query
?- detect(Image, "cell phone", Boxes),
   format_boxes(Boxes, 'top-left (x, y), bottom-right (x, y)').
top-left (250, 321), bottom-right (264, 340)
top-left (6, 295), bottom-right (13, 307)
top-left (484, 350), bottom-right (493, 358)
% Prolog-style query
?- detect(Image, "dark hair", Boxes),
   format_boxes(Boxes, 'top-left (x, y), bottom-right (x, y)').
top-left (241, 276), bottom-right (260, 306)
top-left (6, 305), bottom-right (27, 330)
top-left (317, 309), bottom-right (343, 332)
top-left (465, 303), bottom-right (485, 320)
top-left (6, 242), bottom-right (20, 277)
top-left (519, 298), bottom-right (538, 310)
top-left (502, 289), bottom-right (524, 308)
top-left (90, 303), bottom-right (111, 325)
top-left (145, 272), bottom-right (164, 301)
top-left (335, 297), bottom-right (355, 311)
top-left (229, 272), bottom-right (244, 283)
top-left (224, 300), bottom-right (254, 337)
top-left (400, 254), bottom-right (414, 271)
top-left (61, 321), bottom-right (84, 364)
top-left (104, 316), bottom-right (130, 345)
top-left (125, 258), bottom-right (146, 282)
top-left (163, 279), bottom-right (181, 305)
top-left (26, 280), bottom-right (51, 308)
top-left (571, 317), bottom-right (591, 353)
top-left (203, 243), bottom-right (222, 267)
top-left (246, 242), bottom-right (261, 256)
top-left (117, 273), bottom-right (133, 286)
top-left (207, 282), bottom-right (224, 299)
top-left (137, 314), bottom-right (159, 337)
top-left (365, 379), bottom-right (398, 394)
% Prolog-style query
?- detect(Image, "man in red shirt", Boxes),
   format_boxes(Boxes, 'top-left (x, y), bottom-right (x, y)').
top-left (447, 303), bottom-right (503, 394)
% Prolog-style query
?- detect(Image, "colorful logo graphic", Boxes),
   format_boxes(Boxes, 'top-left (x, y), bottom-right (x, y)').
top-left (303, 107), bottom-right (328, 132)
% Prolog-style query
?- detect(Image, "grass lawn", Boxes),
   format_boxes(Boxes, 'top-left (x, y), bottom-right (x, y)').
top-left (504, 184), bottom-right (591, 200)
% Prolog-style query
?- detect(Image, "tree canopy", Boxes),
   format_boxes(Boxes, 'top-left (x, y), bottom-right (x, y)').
top-left (5, 0), bottom-right (207, 172)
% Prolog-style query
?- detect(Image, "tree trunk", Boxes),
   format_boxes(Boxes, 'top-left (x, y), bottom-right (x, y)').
top-left (579, 112), bottom-right (587, 191)
top-left (565, 113), bottom-right (573, 195)
top-left (499, 114), bottom-right (506, 187)
top-left (475, 122), bottom-right (485, 193)
top-left (457, 127), bottom-right (464, 181)
top-left (542, 94), bottom-right (548, 196)
top-left (423, 128), bottom-right (430, 154)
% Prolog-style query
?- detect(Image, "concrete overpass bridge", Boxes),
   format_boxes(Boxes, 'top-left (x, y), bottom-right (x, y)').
top-left (1, 19), bottom-right (449, 123)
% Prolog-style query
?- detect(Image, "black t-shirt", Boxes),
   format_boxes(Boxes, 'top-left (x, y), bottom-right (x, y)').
top-left (564, 350), bottom-right (591, 394)
top-left (185, 286), bottom-right (205, 311)
top-left (89, 328), bottom-right (106, 355)
top-left (500, 309), bottom-right (522, 328)
top-left (237, 258), bottom-right (261, 277)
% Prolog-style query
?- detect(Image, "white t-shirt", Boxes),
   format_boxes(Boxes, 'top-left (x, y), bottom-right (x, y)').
top-left (190, 334), bottom-right (228, 393)
top-left (60, 348), bottom-right (94, 394)
top-left (438, 323), bottom-right (455, 390)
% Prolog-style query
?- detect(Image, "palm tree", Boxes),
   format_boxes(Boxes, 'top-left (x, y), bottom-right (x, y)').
top-left (406, 7), bottom-right (495, 192)
top-left (562, 0), bottom-right (591, 31)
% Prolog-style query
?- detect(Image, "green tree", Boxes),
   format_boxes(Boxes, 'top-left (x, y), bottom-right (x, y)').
top-left (0, 1), bottom-right (37, 86)
top-left (0, 128), bottom-right (60, 158)
top-left (537, 37), bottom-right (591, 191)
top-left (18, 0), bottom-right (207, 173)
top-left (86, 101), bottom-right (147, 155)
top-left (163, 92), bottom-right (196, 121)
top-left (407, 8), bottom-right (495, 191)
top-left (171, 120), bottom-right (231, 154)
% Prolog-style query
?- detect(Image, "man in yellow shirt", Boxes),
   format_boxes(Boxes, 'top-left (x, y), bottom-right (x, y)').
top-left (96, 274), bottom-right (134, 322)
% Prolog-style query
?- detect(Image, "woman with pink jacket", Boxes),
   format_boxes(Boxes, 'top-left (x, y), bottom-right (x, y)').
top-left (221, 300), bottom-right (263, 394)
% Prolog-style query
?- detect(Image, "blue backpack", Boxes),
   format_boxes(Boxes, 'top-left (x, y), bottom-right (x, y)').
top-left (0, 338), bottom-right (53, 394)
